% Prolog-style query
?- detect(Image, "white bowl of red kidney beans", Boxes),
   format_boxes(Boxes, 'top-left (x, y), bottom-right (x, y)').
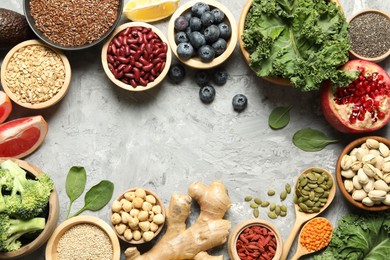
top-left (101, 22), bottom-right (172, 91)
top-left (228, 219), bottom-right (283, 260)
top-left (167, 0), bottom-right (237, 69)
top-left (23, 0), bottom-right (123, 50)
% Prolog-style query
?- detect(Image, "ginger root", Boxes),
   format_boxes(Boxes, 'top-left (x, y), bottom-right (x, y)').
top-left (125, 180), bottom-right (231, 260)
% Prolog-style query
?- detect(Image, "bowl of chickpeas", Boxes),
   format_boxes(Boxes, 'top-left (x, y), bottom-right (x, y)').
top-left (110, 188), bottom-right (166, 244)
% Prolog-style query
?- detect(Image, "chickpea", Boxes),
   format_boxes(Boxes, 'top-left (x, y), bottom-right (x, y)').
top-left (150, 222), bottom-right (159, 232)
top-left (133, 230), bottom-right (142, 241)
top-left (133, 197), bottom-right (144, 208)
top-left (123, 228), bottom-right (133, 241)
top-left (145, 195), bottom-right (156, 204)
top-left (142, 201), bottom-right (153, 211)
top-left (128, 217), bottom-right (139, 230)
top-left (121, 211), bottom-right (131, 224)
top-left (124, 191), bottom-right (136, 201)
top-left (122, 200), bottom-right (133, 212)
top-left (152, 205), bottom-right (162, 214)
top-left (143, 231), bottom-right (155, 242)
top-left (148, 212), bottom-right (155, 222)
top-left (138, 210), bottom-right (149, 222)
top-left (115, 223), bottom-right (127, 235)
top-left (139, 221), bottom-right (151, 232)
top-left (111, 212), bottom-right (121, 225)
top-left (111, 200), bottom-right (122, 213)
top-left (130, 209), bottom-right (140, 217)
top-left (153, 213), bottom-right (165, 225)
top-left (135, 188), bottom-right (146, 199)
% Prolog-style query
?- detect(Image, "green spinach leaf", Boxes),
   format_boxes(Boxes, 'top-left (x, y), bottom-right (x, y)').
top-left (65, 166), bottom-right (86, 218)
top-left (268, 105), bottom-right (292, 129)
top-left (293, 128), bottom-right (338, 152)
top-left (71, 180), bottom-right (114, 217)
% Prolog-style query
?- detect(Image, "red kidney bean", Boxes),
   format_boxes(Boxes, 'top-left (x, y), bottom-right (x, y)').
top-left (106, 26), bottom-right (167, 88)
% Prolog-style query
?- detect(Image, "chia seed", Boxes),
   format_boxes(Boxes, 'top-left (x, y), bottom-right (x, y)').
top-left (30, 0), bottom-right (119, 47)
top-left (349, 12), bottom-right (390, 58)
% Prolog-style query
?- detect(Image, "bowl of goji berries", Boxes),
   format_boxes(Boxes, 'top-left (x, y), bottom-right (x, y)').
top-left (101, 22), bottom-right (172, 92)
top-left (228, 219), bottom-right (283, 260)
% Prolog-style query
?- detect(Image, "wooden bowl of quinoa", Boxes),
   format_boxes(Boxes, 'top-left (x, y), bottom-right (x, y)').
top-left (0, 39), bottom-right (71, 109)
top-left (45, 215), bottom-right (120, 260)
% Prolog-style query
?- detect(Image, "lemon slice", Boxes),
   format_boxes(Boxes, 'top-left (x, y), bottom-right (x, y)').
top-left (123, 0), bottom-right (180, 22)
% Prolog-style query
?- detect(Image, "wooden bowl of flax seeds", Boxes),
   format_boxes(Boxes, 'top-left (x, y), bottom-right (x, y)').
top-left (45, 215), bottom-right (120, 260)
top-left (0, 40), bottom-right (71, 109)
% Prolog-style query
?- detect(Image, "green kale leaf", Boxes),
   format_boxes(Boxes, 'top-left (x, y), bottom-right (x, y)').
top-left (243, 0), bottom-right (355, 91)
top-left (314, 212), bottom-right (390, 259)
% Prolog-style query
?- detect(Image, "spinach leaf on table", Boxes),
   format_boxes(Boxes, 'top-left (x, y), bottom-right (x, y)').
top-left (293, 128), bottom-right (338, 152)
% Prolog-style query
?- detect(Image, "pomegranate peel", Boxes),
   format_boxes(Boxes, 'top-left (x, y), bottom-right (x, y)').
top-left (0, 115), bottom-right (48, 158)
top-left (321, 60), bottom-right (390, 134)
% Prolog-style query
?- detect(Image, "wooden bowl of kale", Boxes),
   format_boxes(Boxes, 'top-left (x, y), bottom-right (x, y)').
top-left (238, 0), bottom-right (355, 92)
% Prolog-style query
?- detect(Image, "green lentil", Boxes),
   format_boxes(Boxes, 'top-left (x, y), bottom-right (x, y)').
top-left (261, 201), bottom-right (270, 207)
top-left (349, 12), bottom-right (390, 58)
top-left (254, 197), bottom-right (262, 204)
top-left (250, 202), bottom-right (259, 208)
top-left (267, 190), bottom-right (275, 196)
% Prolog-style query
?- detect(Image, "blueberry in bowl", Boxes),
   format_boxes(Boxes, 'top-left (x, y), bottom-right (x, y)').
top-left (168, 0), bottom-right (237, 69)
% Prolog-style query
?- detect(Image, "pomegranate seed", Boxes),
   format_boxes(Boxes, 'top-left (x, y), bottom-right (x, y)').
top-left (349, 115), bottom-right (357, 124)
top-left (378, 112), bottom-right (386, 120)
top-left (358, 113), bottom-right (366, 121)
top-left (378, 74), bottom-right (384, 81)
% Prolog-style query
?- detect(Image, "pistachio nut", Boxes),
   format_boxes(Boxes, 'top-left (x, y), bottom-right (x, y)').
top-left (350, 148), bottom-right (359, 156)
top-left (357, 168), bottom-right (369, 184)
top-left (369, 149), bottom-right (380, 156)
top-left (383, 162), bottom-right (390, 173)
top-left (383, 194), bottom-right (390, 206)
top-left (366, 139), bottom-right (380, 149)
top-left (362, 197), bottom-right (375, 206)
top-left (368, 190), bottom-right (387, 202)
top-left (341, 169), bottom-right (356, 179)
top-left (362, 154), bottom-right (376, 164)
top-left (379, 142), bottom-right (390, 157)
top-left (356, 147), bottom-right (369, 161)
top-left (362, 163), bottom-right (377, 178)
top-left (373, 180), bottom-right (390, 192)
top-left (384, 174), bottom-right (390, 184)
top-left (341, 154), bottom-right (354, 170)
top-left (344, 179), bottom-right (354, 193)
top-left (352, 175), bottom-right (363, 190)
top-left (363, 179), bottom-right (375, 193)
top-left (374, 155), bottom-right (384, 170)
top-left (351, 161), bottom-right (363, 171)
top-left (352, 189), bottom-right (367, 201)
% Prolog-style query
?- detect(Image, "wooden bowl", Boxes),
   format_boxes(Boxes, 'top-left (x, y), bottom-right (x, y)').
top-left (336, 136), bottom-right (390, 211)
top-left (238, 0), bottom-right (341, 86)
top-left (23, 0), bottom-right (123, 51)
top-left (228, 219), bottom-right (283, 260)
top-left (101, 22), bottom-right (172, 92)
top-left (348, 9), bottom-right (390, 63)
top-left (110, 188), bottom-right (166, 244)
top-left (0, 158), bottom-right (59, 259)
top-left (45, 215), bottom-right (120, 260)
top-left (0, 40), bottom-right (71, 109)
top-left (167, 0), bottom-right (238, 69)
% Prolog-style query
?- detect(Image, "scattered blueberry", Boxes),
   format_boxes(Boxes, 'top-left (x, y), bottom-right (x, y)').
top-left (218, 22), bottom-right (231, 40)
top-left (192, 2), bottom-right (210, 17)
top-left (189, 31), bottom-right (206, 49)
top-left (212, 8), bottom-right (225, 23)
top-left (199, 85), bottom-right (216, 104)
top-left (177, 42), bottom-right (195, 60)
top-left (189, 17), bottom-right (202, 31)
top-left (175, 31), bottom-right (189, 44)
top-left (168, 63), bottom-right (186, 84)
top-left (184, 12), bottom-right (192, 21)
top-left (212, 38), bottom-right (227, 56)
top-left (232, 94), bottom-right (248, 112)
top-left (195, 70), bottom-right (210, 87)
top-left (200, 11), bottom-right (215, 27)
top-left (174, 16), bottom-right (189, 31)
top-left (204, 24), bottom-right (220, 43)
top-left (212, 67), bottom-right (228, 86)
top-left (198, 45), bottom-right (215, 62)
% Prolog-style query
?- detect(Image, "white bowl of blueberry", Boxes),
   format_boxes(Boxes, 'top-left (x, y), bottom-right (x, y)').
top-left (167, 0), bottom-right (237, 69)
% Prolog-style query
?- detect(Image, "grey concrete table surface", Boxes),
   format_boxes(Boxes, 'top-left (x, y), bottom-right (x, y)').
top-left (1, 0), bottom-right (389, 259)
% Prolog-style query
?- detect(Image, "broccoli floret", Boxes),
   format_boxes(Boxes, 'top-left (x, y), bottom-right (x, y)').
top-left (0, 213), bottom-right (45, 252)
top-left (0, 169), bottom-right (13, 213)
top-left (0, 160), bottom-right (54, 219)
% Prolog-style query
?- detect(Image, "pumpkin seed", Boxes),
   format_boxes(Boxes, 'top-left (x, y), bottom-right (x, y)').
top-left (280, 191), bottom-right (287, 201)
top-left (304, 200), bottom-right (314, 207)
top-left (327, 179), bottom-right (333, 187)
top-left (308, 183), bottom-right (318, 189)
top-left (250, 202), bottom-right (259, 208)
top-left (299, 203), bottom-right (309, 212)
top-left (267, 212), bottom-right (277, 219)
top-left (254, 198), bottom-right (262, 204)
top-left (312, 168), bottom-right (324, 174)
top-left (275, 206), bottom-right (281, 215)
top-left (270, 203), bottom-right (276, 211)
top-left (261, 201), bottom-right (270, 207)
top-left (315, 187), bottom-right (324, 193)
top-left (267, 190), bottom-right (276, 196)
top-left (312, 207), bottom-right (320, 212)
top-left (307, 173), bottom-right (317, 181)
top-left (309, 191), bottom-right (315, 200)
top-left (285, 184), bottom-right (291, 194)
top-left (253, 208), bottom-right (259, 218)
top-left (317, 176), bottom-right (325, 184)
top-left (300, 178), bottom-right (308, 187)
top-left (244, 196), bottom-right (253, 202)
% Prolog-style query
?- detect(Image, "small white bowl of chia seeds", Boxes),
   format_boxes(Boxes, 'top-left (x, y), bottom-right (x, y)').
top-left (348, 9), bottom-right (390, 63)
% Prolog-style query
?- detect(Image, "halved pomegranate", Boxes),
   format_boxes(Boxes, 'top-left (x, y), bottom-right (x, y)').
top-left (321, 60), bottom-right (390, 134)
